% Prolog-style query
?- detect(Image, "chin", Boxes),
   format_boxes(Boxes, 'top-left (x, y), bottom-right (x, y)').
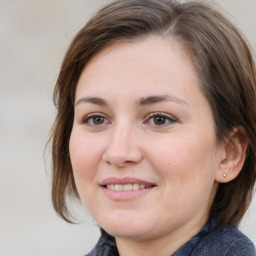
top-left (99, 216), bottom-right (152, 240)
top-left (105, 227), bottom-right (150, 241)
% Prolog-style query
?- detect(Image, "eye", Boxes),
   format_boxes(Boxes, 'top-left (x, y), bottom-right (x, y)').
top-left (145, 112), bottom-right (176, 127)
top-left (81, 113), bottom-right (110, 126)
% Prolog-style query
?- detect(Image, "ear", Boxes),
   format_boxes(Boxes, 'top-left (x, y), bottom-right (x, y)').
top-left (215, 127), bottom-right (248, 183)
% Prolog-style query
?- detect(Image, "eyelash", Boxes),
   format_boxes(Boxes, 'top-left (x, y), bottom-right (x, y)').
top-left (80, 112), bottom-right (177, 127)
top-left (81, 113), bottom-right (110, 126)
top-left (144, 112), bottom-right (177, 127)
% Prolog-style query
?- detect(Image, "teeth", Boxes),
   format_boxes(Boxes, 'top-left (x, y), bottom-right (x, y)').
top-left (133, 184), bottom-right (140, 190)
top-left (115, 184), bottom-right (123, 191)
top-left (106, 183), bottom-right (148, 191)
top-left (123, 184), bottom-right (132, 191)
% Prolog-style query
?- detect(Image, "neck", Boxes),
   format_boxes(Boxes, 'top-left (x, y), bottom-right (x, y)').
top-left (116, 236), bottom-right (181, 256)
top-left (115, 216), bottom-right (208, 256)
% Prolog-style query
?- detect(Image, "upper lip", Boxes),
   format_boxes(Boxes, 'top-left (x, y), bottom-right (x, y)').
top-left (100, 177), bottom-right (156, 186)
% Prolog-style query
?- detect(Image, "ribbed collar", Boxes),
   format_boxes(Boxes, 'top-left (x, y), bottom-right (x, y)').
top-left (96, 218), bottom-right (219, 256)
top-left (172, 218), bottom-right (219, 255)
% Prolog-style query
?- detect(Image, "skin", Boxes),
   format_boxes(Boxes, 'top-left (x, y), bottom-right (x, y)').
top-left (69, 36), bottom-right (245, 256)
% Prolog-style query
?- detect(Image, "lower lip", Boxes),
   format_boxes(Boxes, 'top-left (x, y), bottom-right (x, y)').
top-left (102, 186), bottom-right (155, 201)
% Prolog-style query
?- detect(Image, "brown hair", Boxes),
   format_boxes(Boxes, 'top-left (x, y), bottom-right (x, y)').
top-left (50, 0), bottom-right (256, 225)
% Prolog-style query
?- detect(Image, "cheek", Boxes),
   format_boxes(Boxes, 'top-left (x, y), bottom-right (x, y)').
top-left (69, 130), bottom-right (104, 195)
top-left (148, 136), bottom-right (218, 216)
top-left (146, 131), bottom-right (218, 185)
top-left (70, 129), bottom-right (102, 167)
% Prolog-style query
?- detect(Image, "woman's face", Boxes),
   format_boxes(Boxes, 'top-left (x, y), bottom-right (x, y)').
top-left (69, 37), bottom-right (222, 241)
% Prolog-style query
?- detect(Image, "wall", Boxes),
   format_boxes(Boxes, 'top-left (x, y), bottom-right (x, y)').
top-left (0, 0), bottom-right (255, 255)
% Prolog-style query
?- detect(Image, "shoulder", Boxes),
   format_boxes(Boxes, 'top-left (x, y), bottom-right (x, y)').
top-left (194, 224), bottom-right (255, 256)
top-left (83, 229), bottom-right (118, 256)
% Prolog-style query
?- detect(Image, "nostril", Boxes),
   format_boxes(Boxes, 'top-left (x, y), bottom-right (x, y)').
top-left (102, 140), bottom-right (143, 166)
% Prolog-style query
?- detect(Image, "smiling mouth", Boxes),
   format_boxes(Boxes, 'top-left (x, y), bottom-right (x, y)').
top-left (100, 177), bottom-right (156, 200)
top-left (104, 184), bottom-right (154, 191)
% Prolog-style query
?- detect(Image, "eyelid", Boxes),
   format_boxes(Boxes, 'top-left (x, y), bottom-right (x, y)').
top-left (146, 112), bottom-right (175, 119)
top-left (81, 112), bottom-right (111, 125)
top-left (144, 112), bottom-right (177, 126)
top-left (146, 112), bottom-right (176, 120)
top-left (79, 111), bottom-right (177, 127)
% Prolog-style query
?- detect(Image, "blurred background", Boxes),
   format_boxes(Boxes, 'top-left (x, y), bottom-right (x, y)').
top-left (0, 0), bottom-right (255, 255)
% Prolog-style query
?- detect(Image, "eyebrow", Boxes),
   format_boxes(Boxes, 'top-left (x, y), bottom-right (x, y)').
top-left (75, 94), bottom-right (189, 107)
top-left (138, 95), bottom-right (189, 106)
top-left (75, 97), bottom-right (107, 106)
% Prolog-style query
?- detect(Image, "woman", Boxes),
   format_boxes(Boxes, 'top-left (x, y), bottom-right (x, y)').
top-left (50, 0), bottom-right (256, 255)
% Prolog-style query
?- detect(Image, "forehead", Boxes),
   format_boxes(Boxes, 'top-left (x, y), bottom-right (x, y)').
top-left (75, 36), bottom-right (201, 104)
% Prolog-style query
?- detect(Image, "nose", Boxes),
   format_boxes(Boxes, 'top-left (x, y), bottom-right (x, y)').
top-left (102, 125), bottom-right (143, 167)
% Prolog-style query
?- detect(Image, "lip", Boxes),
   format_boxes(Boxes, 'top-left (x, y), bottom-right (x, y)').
top-left (99, 177), bottom-right (156, 201)
top-left (100, 177), bottom-right (155, 186)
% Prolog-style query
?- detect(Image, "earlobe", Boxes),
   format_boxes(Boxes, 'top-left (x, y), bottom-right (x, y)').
top-left (215, 127), bottom-right (248, 183)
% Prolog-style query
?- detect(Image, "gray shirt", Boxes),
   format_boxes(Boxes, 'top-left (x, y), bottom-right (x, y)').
top-left (84, 218), bottom-right (255, 256)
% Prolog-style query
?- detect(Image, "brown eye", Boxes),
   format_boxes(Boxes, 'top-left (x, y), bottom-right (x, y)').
top-left (153, 116), bottom-right (167, 126)
top-left (82, 114), bottom-right (109, 126)
top-left (145, 112), bottom-right (176, 127)
top-left (92, 116), bottom-right (105, 125)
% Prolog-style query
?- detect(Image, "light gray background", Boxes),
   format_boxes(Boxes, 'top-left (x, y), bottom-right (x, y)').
top-left (0, 1), bottom-right (255, 256)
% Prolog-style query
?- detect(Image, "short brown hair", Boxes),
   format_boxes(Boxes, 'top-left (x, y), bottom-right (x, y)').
top-left (50, 0), bottom-right (256, 225)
